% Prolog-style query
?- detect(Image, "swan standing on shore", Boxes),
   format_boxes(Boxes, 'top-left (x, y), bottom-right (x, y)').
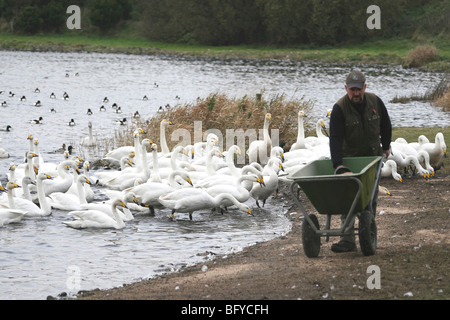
top-left (250, 158), bottom-right (282, 207)
top-left (290, 110), bottom-right (307, 151)
top-left (381, 160), bottom-right (403, 182)
top-left (416, 132), bottom-right (446, 170)
top-left (248, 113), bottom-right (272, 164)
top-left (159, 189), bottom-right (252, 221)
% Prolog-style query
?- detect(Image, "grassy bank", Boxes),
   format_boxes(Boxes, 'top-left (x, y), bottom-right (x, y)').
top-left (1, 33), bottom-right (449, 70)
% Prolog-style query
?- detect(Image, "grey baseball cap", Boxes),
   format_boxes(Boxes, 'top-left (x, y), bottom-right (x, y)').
top-left (346, 70), bottom-right (366, 89)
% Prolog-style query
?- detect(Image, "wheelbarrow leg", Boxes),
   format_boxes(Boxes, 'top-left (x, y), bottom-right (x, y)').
top-left (325, 215), bottom-right (331, 242)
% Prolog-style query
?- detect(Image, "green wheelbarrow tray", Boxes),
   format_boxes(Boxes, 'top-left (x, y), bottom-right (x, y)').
top-left (288, 156), bottom-right (383, 240)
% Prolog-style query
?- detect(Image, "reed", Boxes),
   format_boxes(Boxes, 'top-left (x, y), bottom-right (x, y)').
top-left (113, 93), bottom-right (314, 154)
top-left (390, 77), bottom-right (449, 104)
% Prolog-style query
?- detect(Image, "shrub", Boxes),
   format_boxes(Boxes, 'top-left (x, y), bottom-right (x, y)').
top-left (15, 6), bottom-right (42, 34)
top-left (402, 45), bottom-right (438, 68)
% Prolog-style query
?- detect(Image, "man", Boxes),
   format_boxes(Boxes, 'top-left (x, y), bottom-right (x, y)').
top-left (329, 70), bottom-right (392, 253)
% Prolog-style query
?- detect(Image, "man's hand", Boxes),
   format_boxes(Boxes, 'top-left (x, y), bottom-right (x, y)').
top-left (335, 165), bottom-right (352, 175)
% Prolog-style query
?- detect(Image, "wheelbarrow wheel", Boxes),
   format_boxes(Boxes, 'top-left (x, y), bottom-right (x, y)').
top-left (359, 210), bottom-right (377, 256)
top-left (302, 214), bottom-right (321, 258)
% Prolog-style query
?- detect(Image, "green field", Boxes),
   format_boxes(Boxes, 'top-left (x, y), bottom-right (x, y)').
top-left (1, 33), bottom-right (449, 70)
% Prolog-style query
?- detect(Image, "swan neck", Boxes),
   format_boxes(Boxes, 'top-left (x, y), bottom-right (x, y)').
top-left (37, 178), bottom-right (51, 214)
top-left (160, 122), bottom-right (170, 154)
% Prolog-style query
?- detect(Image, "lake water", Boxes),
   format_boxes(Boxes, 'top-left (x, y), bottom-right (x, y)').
top-left (0, 50), bottom-right (448, 299)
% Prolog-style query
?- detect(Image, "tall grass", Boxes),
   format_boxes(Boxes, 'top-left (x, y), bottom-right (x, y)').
top-left (402, 45), bottom-right (439, 68)
top-left (116, 93), bottom-right (314, 155)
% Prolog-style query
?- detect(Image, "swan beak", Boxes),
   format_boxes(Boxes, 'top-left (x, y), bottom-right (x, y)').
top-left (187, 178), bottom-right (193, 186)
top-left (85, 178), bottom-right (92, 185)
top-left (279, 164), bottom-right (284, 171)
top-left (247, 209), bottom-right (252, 216)
top-left (168, 121), bottom-right (174, 125)
top-left (120, 200), bottom-right (128, 209)
top-left (444, 149), bottom-right (447, 158)
top-left (280, 153), bottom-right (285, 162)
top-left (0, 186), bottom-right (5, 192)
top-left (257, 177), bottom-right (265, 187)
top-left (398, 177), bottom-right (403, 183)
top-left (128, 159), bottom-right (135, 166)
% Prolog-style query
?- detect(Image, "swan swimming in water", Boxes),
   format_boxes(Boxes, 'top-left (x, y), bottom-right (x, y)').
top-left (48, 174), bottom-right (92, 211)
top-left (63, 198), bottom-right (128, 230)
top-left (1, 174), bottom-right (53, 216)
top-left (81, 121), bottom-right (97, 147)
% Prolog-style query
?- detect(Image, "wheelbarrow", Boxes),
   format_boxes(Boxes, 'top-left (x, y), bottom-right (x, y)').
top-left (288, 156), bottom-right (383, 257)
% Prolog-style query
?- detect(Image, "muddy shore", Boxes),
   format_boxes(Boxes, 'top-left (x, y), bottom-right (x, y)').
top-left (75, 172), bottom-right (449, 301)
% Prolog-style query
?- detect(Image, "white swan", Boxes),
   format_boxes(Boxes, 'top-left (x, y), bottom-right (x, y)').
top-left (95, 154), bottom-right (135, 185)
top-left (118, 170), bottom-right (193, 214)
top-left (248, 113), bottom-right (272, 164)
top-left (104, 139), bottom-right (152, 190)
top-left (304, 118), bottom-right (329, 148)
top-left (0, 147), bottom-right (9, 158)
top-left (182, 148), bottom-right (222, 184)
top-left (39, 160), bottom-right (80, 197)
top-left (1, 173), bottom-right (53, 216)
top-left (388, 151), bottom-right (430, 179)
top-left (250, 158), bottom-right (282, 207)
top-left (381, 160), bottom-right (403, 182)
top-left (103, 129), bottom-right (145, 166)
top-left (48, 174), bottom-right (91, 211)
top-left (79, 193), bottom-right (138, 222)
top-left (416, 132), bottom-right (446, 170)
top-left (18, 176), bottom-right (35, 201)
top-left (159, 119), bottom-right (174, 156)
top-left (192, 133), bottom-right (219, 162)
top-left (417, 150), bottom-right (435, 177)
top-left (66, 161), bottom-right (95, 202)
top-left (63, 198), bottom-right (128, 229)
top-left (204, 174), bottom-right (264, 207)
top-left (158, 189), bottom-right (252, 220)
top-left (408, 135), bottom-right (430, 151)
top-left (148, 143), bottom-right (162, 182)
top-left (0, 200), bottom-right (25, 226)
top-left (290, 110), bottom-right (307, 151)
top-left (214, 145), bottom-right (242, 177)
top-left (81, 121), bottom-right (97, 147)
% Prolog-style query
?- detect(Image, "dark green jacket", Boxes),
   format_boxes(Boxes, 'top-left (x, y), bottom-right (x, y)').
top-left (335, 92), bottom-right (383, 157)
